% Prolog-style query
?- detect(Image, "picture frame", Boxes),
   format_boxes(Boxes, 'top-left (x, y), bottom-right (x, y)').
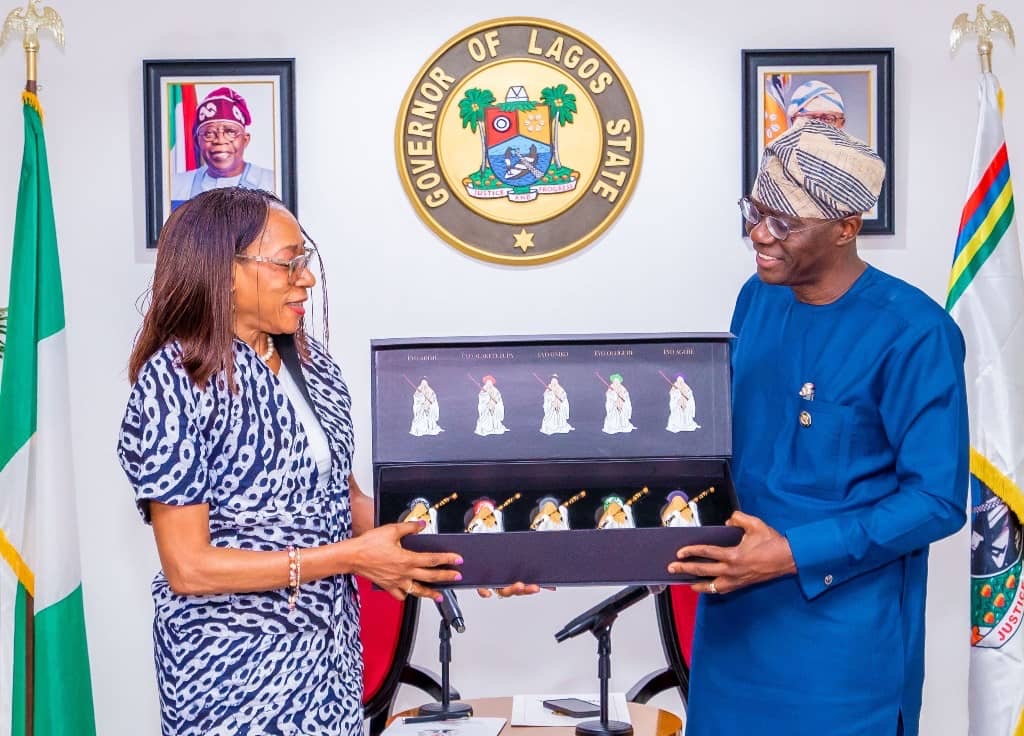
top-left (143, 58), bottom-right (296, 248)
top-left (741, 48), bottom-right (895, 235)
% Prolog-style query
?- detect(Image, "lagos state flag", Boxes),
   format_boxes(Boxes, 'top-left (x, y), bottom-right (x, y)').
top-left (946, 72), bottom-right (1024, 736)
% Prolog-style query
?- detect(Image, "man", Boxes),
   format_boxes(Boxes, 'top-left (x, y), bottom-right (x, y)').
top-left (602, 373), bottom-right (636, 434)
top-left (666, 374), bottom-right (700, 432)
top-left (410, 377), bottom-right (444, 436)
top-left (540, 374), bottom-right (574, 435)
top-left (170, 86), bottom-right (276, 210)
top-left (786, 79), bottom-right (846, 128)
top-left (669, 119), bottom-right (968, 736)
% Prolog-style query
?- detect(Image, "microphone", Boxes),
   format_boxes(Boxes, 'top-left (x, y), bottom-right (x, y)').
top-left (554, 585), bottom-right (650, 642)
top-left (436, 589), bottom-right (466, 634)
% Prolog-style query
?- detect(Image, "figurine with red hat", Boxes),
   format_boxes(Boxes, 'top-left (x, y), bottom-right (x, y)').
top-left (473, 374), bottom-right (509, 436)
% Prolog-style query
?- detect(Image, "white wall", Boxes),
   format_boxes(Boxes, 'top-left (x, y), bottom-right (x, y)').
top-left (0, 1), bottom-right (1020, 733)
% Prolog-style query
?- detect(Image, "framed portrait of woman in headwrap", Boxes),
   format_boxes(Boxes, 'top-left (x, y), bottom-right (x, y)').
top-left (143, 58), bottom-right (297, 247)
top-left (741, 48), bottom-right (894, 235)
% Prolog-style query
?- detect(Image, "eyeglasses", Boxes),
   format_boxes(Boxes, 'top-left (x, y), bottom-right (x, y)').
top-left (235, 248), bottom-right (316, 283)
top-left (791, 112), bottom-right (846, 127)
top-left (738, 197), bottom-right (839, 241)
top-left (199, 125), bottom-right (245, 142)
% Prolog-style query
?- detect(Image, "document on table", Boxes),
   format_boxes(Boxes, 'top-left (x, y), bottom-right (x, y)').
top-left (382, 717), bottom-right (507, 736)
top-left (511, 693), bottom-right (631, 727)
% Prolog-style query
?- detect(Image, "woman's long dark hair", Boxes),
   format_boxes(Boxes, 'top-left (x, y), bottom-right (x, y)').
top-left (129, 187), bottom-right (325, 390)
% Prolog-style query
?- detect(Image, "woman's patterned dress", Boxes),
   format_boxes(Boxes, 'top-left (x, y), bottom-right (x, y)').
top-left (118, 336), bottom-right (362, 736)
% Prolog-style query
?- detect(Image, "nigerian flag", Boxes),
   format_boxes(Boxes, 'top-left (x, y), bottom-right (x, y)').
top-left (0, 92), bottom-right (95, 735)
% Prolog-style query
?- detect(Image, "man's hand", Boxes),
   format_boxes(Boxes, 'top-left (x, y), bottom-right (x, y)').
top-left (667, 511), bottom-right (796, 595)
top-left (476, 583), bottom-right (544, 599)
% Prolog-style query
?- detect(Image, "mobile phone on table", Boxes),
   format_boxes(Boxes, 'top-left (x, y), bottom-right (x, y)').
top-left (542, 698), bottom-right (600, 718)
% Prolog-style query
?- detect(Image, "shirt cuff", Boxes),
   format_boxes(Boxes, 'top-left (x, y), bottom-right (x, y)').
top-left (785, 518), bottom-right (846, 600)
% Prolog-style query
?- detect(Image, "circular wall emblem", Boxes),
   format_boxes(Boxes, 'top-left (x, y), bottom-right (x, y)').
top-left (396, 17), bottom-right (643, 265)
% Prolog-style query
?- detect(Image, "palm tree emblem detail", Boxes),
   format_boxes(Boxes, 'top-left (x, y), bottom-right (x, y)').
top-left (459, 84), bottom-right (580, 203)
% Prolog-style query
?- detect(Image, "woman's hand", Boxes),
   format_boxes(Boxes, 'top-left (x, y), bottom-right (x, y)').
top-left (349, 521), bottom-right (463, 601)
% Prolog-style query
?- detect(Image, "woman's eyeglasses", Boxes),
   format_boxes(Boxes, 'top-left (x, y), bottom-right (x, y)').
top-left (235, 248), bottom-right (316, 284)
top-left (738, 196), bottom-right (839, 241)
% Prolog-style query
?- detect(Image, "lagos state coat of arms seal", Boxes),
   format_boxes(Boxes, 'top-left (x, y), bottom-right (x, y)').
top-left (396, 18), bottom-right (643, 265)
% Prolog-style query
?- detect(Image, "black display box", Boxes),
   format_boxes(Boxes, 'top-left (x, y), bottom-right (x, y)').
top-left (370, 333), bottom-right (742, 587)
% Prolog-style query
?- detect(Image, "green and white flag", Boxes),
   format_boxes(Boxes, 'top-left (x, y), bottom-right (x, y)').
top-left (0, 92), bottom-right (95, 736)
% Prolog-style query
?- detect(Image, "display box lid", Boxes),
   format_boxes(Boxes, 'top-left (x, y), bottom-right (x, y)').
top-left (370, 332), bottom-right (732, 466)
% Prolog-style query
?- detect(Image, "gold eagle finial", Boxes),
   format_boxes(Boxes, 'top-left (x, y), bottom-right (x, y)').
top-left (1, 0), bottom-right (65, 50)
top-left (2, 0), bottom-right (64, 88)
top-left (951, 4), bottom-right (1015, 71)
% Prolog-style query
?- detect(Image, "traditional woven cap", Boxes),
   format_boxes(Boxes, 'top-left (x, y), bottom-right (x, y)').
top-left (609, 373), bottom-right (623, 383)
top-left (753, 119), bottom-right (885, 219)
top-left (195, 86), bottom-right (252, 131)
top-left (786, 80), bottom-right (845, 121)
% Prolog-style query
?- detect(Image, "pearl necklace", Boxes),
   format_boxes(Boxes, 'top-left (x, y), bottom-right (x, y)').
top-left (261, 334), bottom-right (275, 363)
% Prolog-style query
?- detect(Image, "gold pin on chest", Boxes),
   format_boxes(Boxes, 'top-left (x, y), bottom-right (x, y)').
top-left (799, 410), bottom-right (812, 428)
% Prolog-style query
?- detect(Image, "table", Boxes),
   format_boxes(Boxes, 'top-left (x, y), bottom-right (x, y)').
top-left (391, 697), bottom-right (683, 736)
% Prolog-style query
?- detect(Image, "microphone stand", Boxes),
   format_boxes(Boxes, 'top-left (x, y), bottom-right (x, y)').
top-left (555, 587), bottom-right (652, 736)
top-left (576, 615), bottom-right (631, 736)
top-left (416, 598), bottom-right (473, 720)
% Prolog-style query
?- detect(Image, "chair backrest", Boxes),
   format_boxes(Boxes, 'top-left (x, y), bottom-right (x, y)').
top-left (653, 584), bottom-right (699, 706)
top-left (358, 575), bottom-right (420, 711)
top-left (666, 584), bottom-right (699, 665)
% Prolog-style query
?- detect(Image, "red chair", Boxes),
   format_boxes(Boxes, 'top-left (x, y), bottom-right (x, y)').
top-left (626, 585), bottom-right (699, 710)
top-left (359, 576), bottom-right (459, 735)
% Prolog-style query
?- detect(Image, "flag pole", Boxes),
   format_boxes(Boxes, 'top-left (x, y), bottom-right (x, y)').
top-left (2, 7), bottom-right (65, 734)
top-left (1, 1), bottom-right (66, 93)
top-left (949, 8), bottom-right (1024, 736)
top-left (950, 4), bottom-right (1016, 73)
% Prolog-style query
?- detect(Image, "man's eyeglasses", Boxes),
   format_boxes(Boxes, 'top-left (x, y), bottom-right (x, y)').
top-left (199, 125), bottom-right (245, 142)
top-left (235, 248), bottom-right (316, 284)
top-left (791, 112), bottom-right (846, 127)
top-left (738, 196), bottom-right (838, 241)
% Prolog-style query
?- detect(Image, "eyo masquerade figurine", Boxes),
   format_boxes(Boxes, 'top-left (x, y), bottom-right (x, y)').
top-left (530, 491), bottom-right (586, 531)
top-left (464, 492), bottom-right (521, 533)
top-left (596, 487), bottom-right (649, 529)
top-left (599, 372), bottom-right (636, 434)
top-left (399, 492), bottom-right (458, 533)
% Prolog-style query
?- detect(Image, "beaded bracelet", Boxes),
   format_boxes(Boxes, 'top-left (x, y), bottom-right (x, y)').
top-left (287, 545), bottom-right (302, 611)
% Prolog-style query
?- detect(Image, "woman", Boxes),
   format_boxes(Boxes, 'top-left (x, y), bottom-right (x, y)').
top-left (117, 187), bottom-right (466, 735)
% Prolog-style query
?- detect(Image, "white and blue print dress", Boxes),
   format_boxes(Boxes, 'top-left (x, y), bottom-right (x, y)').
top-left (118, 336), bottom-right (362, 736)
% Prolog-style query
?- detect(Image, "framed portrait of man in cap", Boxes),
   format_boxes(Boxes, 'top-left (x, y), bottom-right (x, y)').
top-left (143, 58), bottom-right (297, 247)
top-left (741, 48), bottom-right (894, 235)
